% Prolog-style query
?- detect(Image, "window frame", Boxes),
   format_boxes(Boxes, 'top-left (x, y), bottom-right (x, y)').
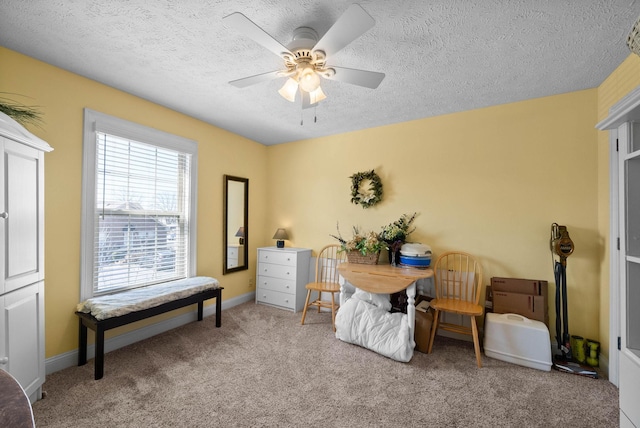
top-left (80, 109), bottom-right (198, 300)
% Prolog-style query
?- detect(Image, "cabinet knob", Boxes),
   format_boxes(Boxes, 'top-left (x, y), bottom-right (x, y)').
top-left (0, 357), bottom-right (8, 365)
top-left (0, 212), bottom-right (7, 219)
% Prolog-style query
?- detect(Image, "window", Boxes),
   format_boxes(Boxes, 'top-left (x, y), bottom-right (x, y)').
top-left (81, 109), bottom-right (197, 300)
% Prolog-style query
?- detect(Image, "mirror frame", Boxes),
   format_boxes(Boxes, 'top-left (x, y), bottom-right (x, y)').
top-left (223, 175), bottom-right (249, 274)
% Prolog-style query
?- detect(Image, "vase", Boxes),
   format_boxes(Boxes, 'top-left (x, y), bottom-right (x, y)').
top-left (388, 249), bottom-right (401, 266)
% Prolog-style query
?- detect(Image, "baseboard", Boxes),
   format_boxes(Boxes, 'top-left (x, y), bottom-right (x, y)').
top-left (45, 291), bottom-right (255, 375)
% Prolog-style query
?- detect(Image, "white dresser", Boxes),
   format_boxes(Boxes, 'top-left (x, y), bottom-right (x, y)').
top-left (226, 244), bottom-right (245, 268)
top-left (0, 112), bottom-right (52, 404)
top-left (256, 247), bottom-right (311, 312)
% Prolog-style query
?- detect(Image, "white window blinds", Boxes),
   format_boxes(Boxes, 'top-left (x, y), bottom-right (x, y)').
top-left (81, 109), bottom-right (197, 299)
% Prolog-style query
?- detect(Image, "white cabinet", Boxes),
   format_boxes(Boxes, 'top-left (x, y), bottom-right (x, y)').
top-left (227, 244), bottom-right (245, 268)
top-left (256, 247), bottom-right (311, 312)
top-left (0, 112), bottom-right (52, 404)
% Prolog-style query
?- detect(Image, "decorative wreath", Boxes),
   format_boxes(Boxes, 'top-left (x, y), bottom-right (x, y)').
top-left (350, 169), bottom-right (383, 208)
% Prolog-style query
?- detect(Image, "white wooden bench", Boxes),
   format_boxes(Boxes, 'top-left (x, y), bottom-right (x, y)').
top-left (75, 277), bottom-right (222, 380)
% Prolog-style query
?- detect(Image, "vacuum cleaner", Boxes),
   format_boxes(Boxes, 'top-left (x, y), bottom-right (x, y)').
top-left (549, 223), bottom-right (598, 378)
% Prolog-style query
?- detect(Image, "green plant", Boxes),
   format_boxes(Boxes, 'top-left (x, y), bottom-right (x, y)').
top-left (331, 223), bottom-right (387, 255)
top-left (380, 212), bottom-right (418, 246)
top-left (0, 93), bottom-right (43, 127)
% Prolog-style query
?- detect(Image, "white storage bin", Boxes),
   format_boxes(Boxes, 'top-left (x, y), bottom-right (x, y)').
top-left (484, 312), bottom-right (552, 371)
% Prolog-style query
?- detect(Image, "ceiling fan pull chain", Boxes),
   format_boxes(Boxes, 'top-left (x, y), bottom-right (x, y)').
top-left (300, 109), bottom-right (303, 126)
top-left (314, 106), bottom-right (317, 123)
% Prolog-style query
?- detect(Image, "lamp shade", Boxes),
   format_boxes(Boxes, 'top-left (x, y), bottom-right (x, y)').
top-left (308, 86), bottom-right (327, 105)
top-left (272, 228), bottom-right (289, 240)
top-left (278, 78), bottom-right (298, 102)
top-left (235, 227), bottom-right (245, 238)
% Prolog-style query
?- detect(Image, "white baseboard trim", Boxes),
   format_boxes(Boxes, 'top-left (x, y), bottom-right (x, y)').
top-left (45, 291), bottom-right (255, 375)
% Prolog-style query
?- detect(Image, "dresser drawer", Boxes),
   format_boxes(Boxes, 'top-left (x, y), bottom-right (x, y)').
top-left (257, 275), bottom-right (297, 295)
top-left (258, 262), bottom-right (297, 281)
top-left (256, 288), bottom-right (296, 310)
top-left (258, 250), bottom-right (297, 267)
top-left (227, 247), bottom-right (239, 258)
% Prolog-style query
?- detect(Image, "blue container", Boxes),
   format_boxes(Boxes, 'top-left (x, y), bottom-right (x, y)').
top-left (398, 254), bottom-right (431, 268)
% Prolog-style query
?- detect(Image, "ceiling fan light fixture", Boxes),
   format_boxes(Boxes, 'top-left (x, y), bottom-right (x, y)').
top-left (308, 86), bottom-right (327, 105)
top-left (278, 78), bottom-right (298, 102)
top-left (297, 63), bottom-right (321, 92)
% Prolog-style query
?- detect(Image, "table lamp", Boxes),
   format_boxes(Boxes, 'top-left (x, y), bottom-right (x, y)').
top-left (272, 228), bottom-right (289, 248)
top-left (235, 227), bottom-right (245, 245)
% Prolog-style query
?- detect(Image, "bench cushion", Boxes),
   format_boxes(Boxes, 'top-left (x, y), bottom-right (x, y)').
top-left (76, 276), bottom-right (220, 321)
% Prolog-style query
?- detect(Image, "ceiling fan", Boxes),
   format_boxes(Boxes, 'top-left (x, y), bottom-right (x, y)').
top-left (223, 3), bottom-right (385, 109)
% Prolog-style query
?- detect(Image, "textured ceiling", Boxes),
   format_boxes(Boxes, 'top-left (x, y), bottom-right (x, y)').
top-left (1, 1), bottom-right (639, 145)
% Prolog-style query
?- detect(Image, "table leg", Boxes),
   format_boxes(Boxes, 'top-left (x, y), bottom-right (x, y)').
top-left (406, 282), bottom-right (416, 349)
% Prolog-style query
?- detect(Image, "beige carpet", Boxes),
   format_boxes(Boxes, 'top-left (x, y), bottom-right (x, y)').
top-left (33, 301), bottom-right (618, 427)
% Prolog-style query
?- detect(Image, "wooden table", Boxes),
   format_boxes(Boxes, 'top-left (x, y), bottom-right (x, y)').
top-left (336, 263), bottom-right (433, 349)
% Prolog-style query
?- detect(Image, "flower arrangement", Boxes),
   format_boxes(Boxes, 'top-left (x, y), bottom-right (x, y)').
top-left (380, 213), bottom-right (418, 265)
top-left (330, 224), bottom-right (387, 256)
top-left (350, 170), bottom-right (383, 208)
top-left (380, 213), bottom-right (418, 246)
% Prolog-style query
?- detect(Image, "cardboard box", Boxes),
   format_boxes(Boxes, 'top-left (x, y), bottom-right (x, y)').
top-left (490, 277), bottom-right (549, 326)
top-left (493, 291), bottom-right (549, 326)
top-left (485, 285), bottom-right (493, 311)
top-left (415, 309), bottom-right (433, 353)
top-left (491, 277), bottom-right (548, 296)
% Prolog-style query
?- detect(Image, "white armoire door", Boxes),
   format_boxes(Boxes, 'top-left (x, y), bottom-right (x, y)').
top-left (618, 121), bottom-right (640, 427)
top-left (0, 112), bottom-right (51, 404)
top-left (597, 84), bottom-right (640, 428)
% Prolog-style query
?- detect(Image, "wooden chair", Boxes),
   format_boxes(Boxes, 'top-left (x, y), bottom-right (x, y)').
top-left (300, 244), bottom-right (347, 331)
top-left (427, 251), bottom-right (484, 367)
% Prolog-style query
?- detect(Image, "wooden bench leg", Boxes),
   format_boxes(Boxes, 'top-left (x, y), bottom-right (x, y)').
top-left (95, 327), bottom-right (105, 380)
top-left (78, 319), bottom-right (88, 366)
top-left (215, 290), bottom-right (222, 328)
top-left (197, 301), bottom-right (204, 321)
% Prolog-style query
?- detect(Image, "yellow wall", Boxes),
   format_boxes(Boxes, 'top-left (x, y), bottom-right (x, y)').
top-left (5, 42), bottom-right (638, 368)
top-left (596, 53), bottom-right (640, 360)
top-left (0, 47), bottom-right (268, 357)
top-left (267, 89), bottom-right (601, 349)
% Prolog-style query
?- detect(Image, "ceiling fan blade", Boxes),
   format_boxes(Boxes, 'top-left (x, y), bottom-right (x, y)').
top-left (312, 4), bottom-right (375, 58)
top-left (223, 12), bottom-right (293, 59)
top-left (324, 66), bottom-right (385, 89)
top-left (229, 71), bottom-right (282, 88)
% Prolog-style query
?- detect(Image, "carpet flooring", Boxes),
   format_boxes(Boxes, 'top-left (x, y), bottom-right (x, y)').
top-left (32, 301), bottom-right (618, 427)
